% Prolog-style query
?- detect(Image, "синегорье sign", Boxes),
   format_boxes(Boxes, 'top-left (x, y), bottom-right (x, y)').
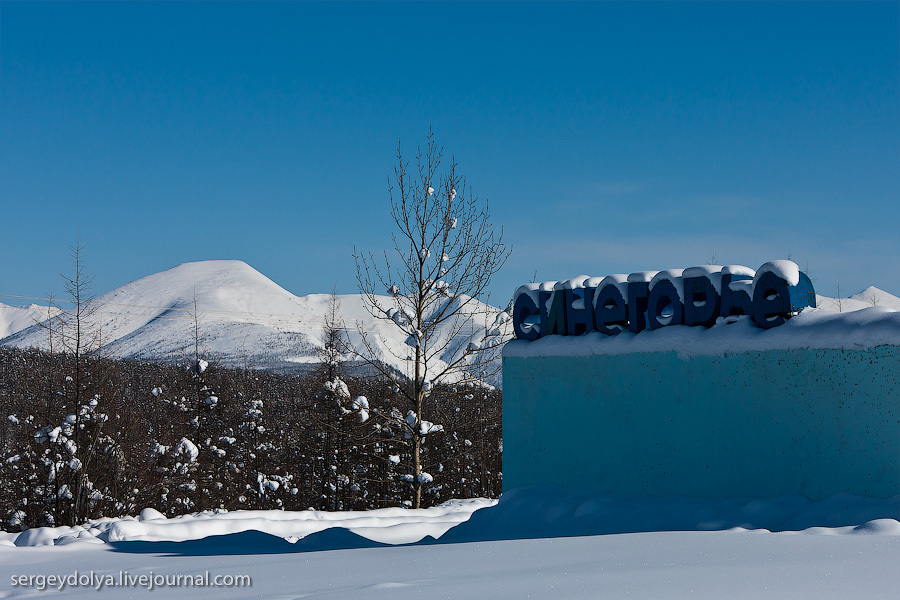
top-left (512, 260), bottom-right (816, 341)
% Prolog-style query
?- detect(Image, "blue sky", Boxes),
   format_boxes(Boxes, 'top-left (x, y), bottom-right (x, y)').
top-left (2, 1), bottom-right (898, 307)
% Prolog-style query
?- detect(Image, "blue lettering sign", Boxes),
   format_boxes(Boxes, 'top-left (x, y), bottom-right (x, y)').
top-left (592, 279), bottom-right (628, 335)
top-left (512, 260), bottom-right (816, 340)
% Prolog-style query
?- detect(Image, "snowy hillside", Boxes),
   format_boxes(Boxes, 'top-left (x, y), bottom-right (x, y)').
top-left (0, 302), bottom-right (58, 339)
top-left (1, 261), bottom-right (511, 386)
top-left (816, 285), bottom-right (900, 312)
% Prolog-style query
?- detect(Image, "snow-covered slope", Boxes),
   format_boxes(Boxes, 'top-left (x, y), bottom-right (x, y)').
top-left (0, 302), bottom-right (57, 339)
top-left (1, 261), bottom-right (510, 386)
top-left (816, 286), bottom-right (900, 312)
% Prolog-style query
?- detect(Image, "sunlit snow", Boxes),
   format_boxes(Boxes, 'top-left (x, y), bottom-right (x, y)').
top-left (1, 486), bottom-right (898, 599)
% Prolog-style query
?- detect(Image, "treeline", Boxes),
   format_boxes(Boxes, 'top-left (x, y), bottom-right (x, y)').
top-left (0, 346), bottom-right (501, 532)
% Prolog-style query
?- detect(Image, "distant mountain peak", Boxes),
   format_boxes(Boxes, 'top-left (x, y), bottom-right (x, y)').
top-left (848, 286), bottom-right (900, 309)
top-left (2, 260), bottom-right (510, 387)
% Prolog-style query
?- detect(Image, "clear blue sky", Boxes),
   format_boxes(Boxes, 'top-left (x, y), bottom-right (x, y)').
top-left (2, 1), bottom-right (898, 308)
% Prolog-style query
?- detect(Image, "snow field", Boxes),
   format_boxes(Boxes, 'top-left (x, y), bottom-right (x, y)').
top-left (1, 486), bottom-right (898, 599)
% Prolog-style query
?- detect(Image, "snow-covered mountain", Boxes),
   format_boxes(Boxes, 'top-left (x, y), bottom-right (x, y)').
top-left (815, 286), bottom-right (900, 313)
top-left (0, 303), bottom-right (58, 339)
top-left (1, 260), bottom-right (511, 386)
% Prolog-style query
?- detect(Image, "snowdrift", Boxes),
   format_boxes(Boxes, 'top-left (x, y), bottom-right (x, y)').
top-left (3, 486), bottom-right (897, 552)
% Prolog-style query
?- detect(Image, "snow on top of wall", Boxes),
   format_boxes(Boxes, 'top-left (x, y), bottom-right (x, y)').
top-left (503, 306), bottom-right (900, 359)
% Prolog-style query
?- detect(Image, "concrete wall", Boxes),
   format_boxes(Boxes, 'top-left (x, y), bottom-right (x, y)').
top-left (502, 346), bottom-right (900, 499)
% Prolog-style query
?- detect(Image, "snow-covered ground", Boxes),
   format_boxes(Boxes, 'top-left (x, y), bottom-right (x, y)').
top-left (2, 486), bottom-right (898, 598)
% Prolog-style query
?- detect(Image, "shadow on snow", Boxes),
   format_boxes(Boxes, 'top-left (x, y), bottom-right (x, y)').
top-left (109, 484), bottom-right (900, 556)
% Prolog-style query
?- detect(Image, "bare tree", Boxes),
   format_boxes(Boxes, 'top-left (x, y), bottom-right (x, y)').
top-left (317, 287), bottom-right (347, 381)
top-left (353, 130), bottom-right (510, 508)
top-left (312, 288), bottom-right (349, 507)
top-left (186, 288), bottom-right (212, 438)
top-left (38, 242), bottom-right (113, 525)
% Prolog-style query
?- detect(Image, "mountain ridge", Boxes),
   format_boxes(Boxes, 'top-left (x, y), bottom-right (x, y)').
top-left (1, 260), bottom-right (510, 387)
